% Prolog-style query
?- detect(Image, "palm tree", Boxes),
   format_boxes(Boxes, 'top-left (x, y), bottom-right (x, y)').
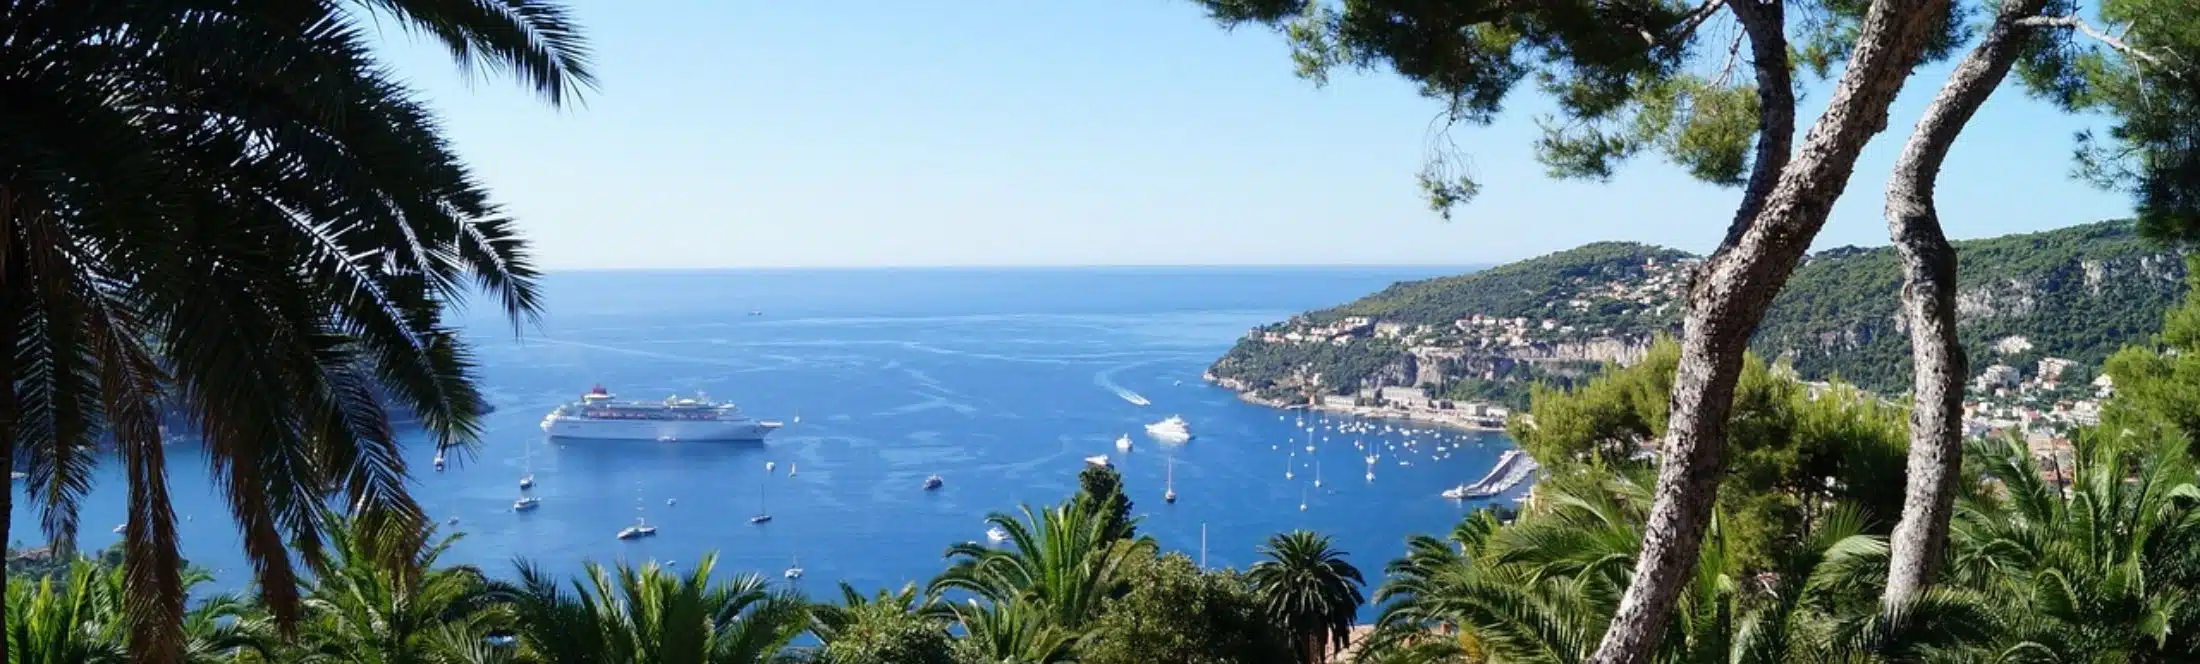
top-left (1, 1), bottom-right (590, 659)
top-left (1939, 432), bottom-right (2200, 661)
top-left (494, 553), bottom-right (809, 664)
top-left (263, 518), bottom-right (502, 664)
top-left (1249, 531), bottom-right (1366, 664)
top-left (6, 557), bottom-right (255, 664)
top-left (929, 503), bottom-right (1154, 634)
top-left (947, 600), bottom-right (1077, 664)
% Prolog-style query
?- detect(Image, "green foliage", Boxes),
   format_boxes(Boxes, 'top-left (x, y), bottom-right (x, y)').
top-left (1079, 554), bottom-right (1295, 664)
top-left (1073, 466), bottom-right (1138, 542)
top-left (930, 504), bottom-right (1155, 634)
top-left (1248, 531), bottom-right (1367, 664)
top-left (1944, 431), bottom-right (2200, 660)
top-left (0, 1), bottom-right (591, 656)
top-left (1359, 469), bottom-right (1933, 664)
top-left (1510, 339), bottom-right (1912, 570)
top-left (2101, 256), bottom-right (2200, 442)
top-left (493, 554), bottom-right (809, 664)
top-left (266, 518), bottom-right (504, 664)
top-left (1757, 220), bottom-right (2185, 393)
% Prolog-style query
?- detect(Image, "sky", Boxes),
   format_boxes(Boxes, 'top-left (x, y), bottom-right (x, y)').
top-left (374, 1), bottom-right (2134, 270)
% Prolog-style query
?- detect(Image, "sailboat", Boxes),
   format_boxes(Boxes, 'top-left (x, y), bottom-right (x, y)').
top-left (518, 439), bottom-right (536, 490)
top-left (788, 463), bottom-right (797, 477)
top-left (1164, 457), bottom-right (1178, 504)
top-left (1299, 486), bottom-right (1308, 512)
top-left (432, 449), bottom-right (445, 472)
top-left (1314, 460), bottom-right (1323, 488)
top-left (1285, 451), bottom-right (1294, 480)
top-left (750, 470), bottom-right (773, 524)
top-left (783, 556), bottom-right (804, 580)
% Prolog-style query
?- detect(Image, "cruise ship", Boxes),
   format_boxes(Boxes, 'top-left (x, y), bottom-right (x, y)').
top-left (540, 386), bottom-right (781, 441)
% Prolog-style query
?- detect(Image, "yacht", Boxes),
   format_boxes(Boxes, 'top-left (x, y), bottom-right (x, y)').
top-left (513, 496), bottom-right (541, 512)
top-left (924, 474), bottom-right (944, 490)
top-left (1441, 484), bottom-right (1470, 500)
top-left (1145, 416), bottom-right (1192, 441)
top-left (783, 557), bottom-right (804, 580)
top-left (541, 386), bottom-right (782, 441)
top-left (616, 518), bottom-right (657, 540)
top-left (518, 474), bottom-right (535, 490)
top-left (1115, 434), bottom-right (1133, 452)
top-left (1084, 454), bottom-right (1111, 467)
top-left (986, 526), bottom-right (1009, 543)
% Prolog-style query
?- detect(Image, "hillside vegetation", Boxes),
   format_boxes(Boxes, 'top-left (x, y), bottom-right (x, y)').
top-left (1209, 220), bottom-right (2186, 399)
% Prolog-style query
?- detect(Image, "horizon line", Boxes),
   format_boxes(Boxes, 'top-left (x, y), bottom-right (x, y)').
top-left (536, 262), bottom-right (1494, 273)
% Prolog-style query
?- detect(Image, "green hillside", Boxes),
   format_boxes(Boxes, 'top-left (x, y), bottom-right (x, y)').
top-left (1209, 220), bottom-right (2187, 400)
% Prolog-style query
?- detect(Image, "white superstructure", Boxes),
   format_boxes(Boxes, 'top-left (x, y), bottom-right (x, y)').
top-left (541, 385), bottom-right (781, 441)
top-left (1145, 415), bottom-right (1191, 441)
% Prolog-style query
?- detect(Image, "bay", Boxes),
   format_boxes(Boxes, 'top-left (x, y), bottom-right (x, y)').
top-left (9, 266), bottom-right (1526, 619)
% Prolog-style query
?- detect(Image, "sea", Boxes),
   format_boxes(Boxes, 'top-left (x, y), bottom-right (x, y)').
top-left (9, 267), bottom-right (1528, 619)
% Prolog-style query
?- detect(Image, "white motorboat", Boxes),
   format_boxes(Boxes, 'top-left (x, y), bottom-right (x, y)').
top-left (1084, 455), bottom-right (1111, 467)
top-left (986, 526), bottom-right (1009, 543)
top-left (1144, 416), bottom-right (1192, 441)
top-left (784, 557), bottom-right (804, 580)
top-left (1442, 484), bottom-right (1470, 500)
top-left (616, 519), bottom-right (658, 540)
top-left (513, 496), bottom-right (541, 512)
top-left (1115, 434), bottom-right (1133, 452)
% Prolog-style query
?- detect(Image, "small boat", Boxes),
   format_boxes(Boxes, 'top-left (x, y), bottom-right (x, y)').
top-left (750, 514), bottom-right (773, 524)
top-left (749, 310), bottom-right (764, 316)
top-left (518, 474), bottom-right (535, 490)
top-left (784, 557), bottom-right (804, 579)
top-left (765, 461), bottom-right (776, 473)
top-left (112, 524), bottom-right (125, 534)
top-left (788, 463), bottom-right (797, 477)
top-left (447, 516), bottom-right (460, 525)
top-left (1115, 434), bottom-right (1133, 452)
top-left (1442, 484), bottom-right (1470, 500)
top-left (433, 451), bottom-right (446, 471)
top-left (616, 519), bottom-right (658, 540)
top-left (9, 471), bottom-right (25, 480)
top-left (1299, 486), bottom-right (1308, 512)
top-left (986, 526), bottom-right (1009, 543)
top-left (1285, 452), bottom-right (1294, 480)
top-left (1314, 461), bottom-right (1323, 488)
top-left (924, 474), bottom-right (944, 490)
top-left (1084, 455), bottom-right (1111, 467)
top-left (667, 498), bottom-right (677, 506)
top-left (513, 496), bottom-right (541, 512)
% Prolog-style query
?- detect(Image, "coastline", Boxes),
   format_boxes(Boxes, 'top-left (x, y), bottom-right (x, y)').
top-left (1219, 381), bottom-right (1511, 433)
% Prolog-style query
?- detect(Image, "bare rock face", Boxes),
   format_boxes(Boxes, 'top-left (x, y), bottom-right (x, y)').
top-left (1503, 337), bottom-right (1655, 365)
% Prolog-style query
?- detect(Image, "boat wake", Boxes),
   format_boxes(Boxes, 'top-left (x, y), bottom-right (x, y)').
top-left (1093, 364), bottom-right (1153, 407)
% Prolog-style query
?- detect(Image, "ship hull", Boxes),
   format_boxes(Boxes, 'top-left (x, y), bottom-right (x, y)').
top-left (541, 416), bottom-right (778, 442)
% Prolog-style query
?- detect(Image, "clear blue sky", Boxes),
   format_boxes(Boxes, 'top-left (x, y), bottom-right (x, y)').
top-left (376, 1), bottom-right (2131, 270)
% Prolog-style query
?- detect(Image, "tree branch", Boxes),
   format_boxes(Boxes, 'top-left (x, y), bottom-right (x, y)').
top-left (1669, 0), bottom-right (1729, 47)
top-left (2019, 14), bottom-right (2165, 67)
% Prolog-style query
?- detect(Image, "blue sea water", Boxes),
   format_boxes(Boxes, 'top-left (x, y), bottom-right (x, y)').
top-left (10, 267), bottom-right (1526, 619)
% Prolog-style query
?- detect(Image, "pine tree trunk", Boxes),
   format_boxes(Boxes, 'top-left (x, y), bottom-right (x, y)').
top-left (1881, 0), bottom-right (2047, 612)
top-left (1587, 1), bottom-right (1951, 661)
